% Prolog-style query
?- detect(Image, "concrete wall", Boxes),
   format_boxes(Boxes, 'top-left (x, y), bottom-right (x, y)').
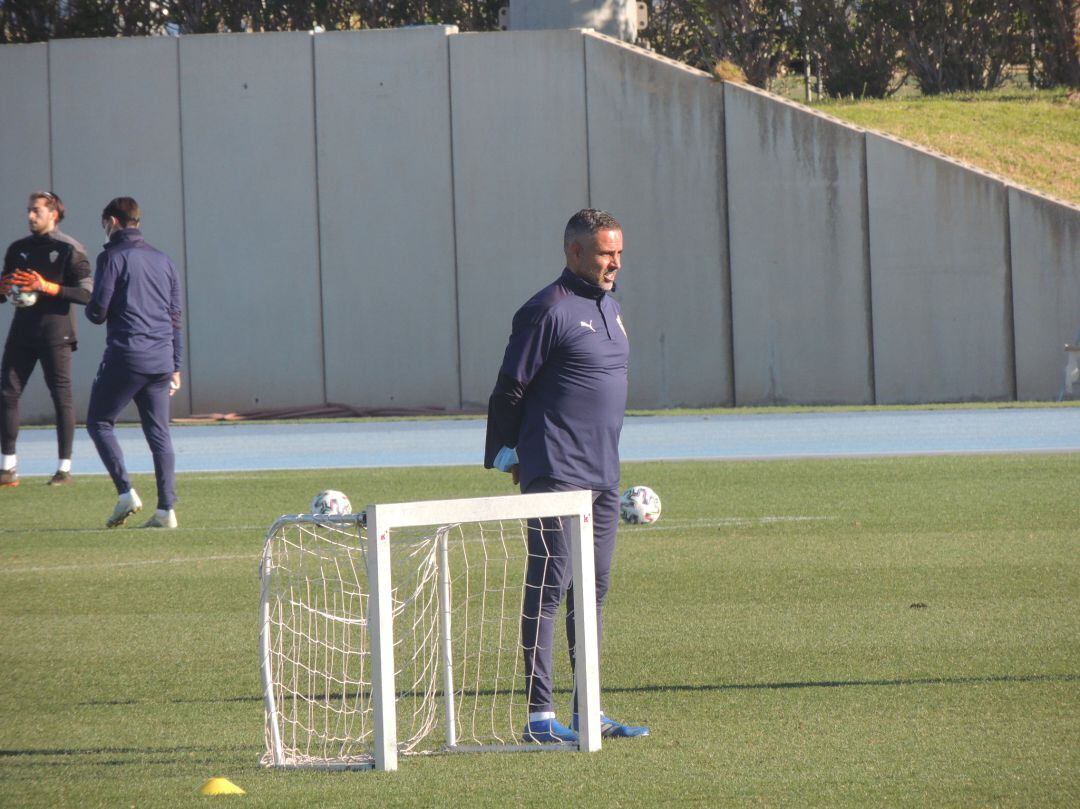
top-left (0, 45), bottom-right (49, 241)
top-left (179, 32), bottom-right (323, 414)
top-left (867, 133), bottom-right (1015, 404)
top-left (586, 37), bottom-right (732, 407)
top-left (49, 36), bottom-right (190, 419)
top-left (725, 83), bottom-right (873, 406)
top-left (1, 27), bottom-right (1078, 431)
top-left (1009, 186), bottom-right (1080, 400)
top-left (451, 30), bottom-right (589, 406)
top-left (314, 27), bottom-right (460, 409)
top-left (509, 0), bottom-right (639, 42)
top-left (0, 44), bottom-right (55, 422)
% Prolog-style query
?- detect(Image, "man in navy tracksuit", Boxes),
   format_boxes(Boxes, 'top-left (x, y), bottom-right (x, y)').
top-left (485, 209), bottom-right (648, 744)
top-left (85, 197), bottom-right (183, 529)
top-left (0, 191), bottom-right (92, 487)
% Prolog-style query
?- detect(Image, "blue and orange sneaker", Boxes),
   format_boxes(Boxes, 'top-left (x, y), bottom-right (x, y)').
top-left (523, 717), bottom-right (578, 744)
top-left (573, 712), bottom-right (650, 738)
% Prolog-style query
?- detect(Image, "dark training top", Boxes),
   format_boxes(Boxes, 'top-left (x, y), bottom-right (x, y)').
top-left (2, 230), bottom-right (92, 348)
top-left (86, 228), bottom-right (183, 375)
top-left (485, 268), bottom-right (629, 491)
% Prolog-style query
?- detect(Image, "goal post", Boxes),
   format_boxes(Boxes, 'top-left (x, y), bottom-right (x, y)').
top-left (259, 491), bottom-right (602, 771)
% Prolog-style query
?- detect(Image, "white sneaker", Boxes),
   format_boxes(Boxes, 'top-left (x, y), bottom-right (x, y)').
top-left (106, 489), bottom-right (142, 528)
top-left (141, 509), bottom-right (178, 529)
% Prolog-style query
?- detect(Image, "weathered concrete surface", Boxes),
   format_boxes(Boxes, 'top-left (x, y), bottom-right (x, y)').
top-left (179, 32), bottom-right (323, 413)
top-left (726, 83), bottom-right (873, 405)
top-left (0, 44), bottom-right (56, 424)
top-left (867, 133), bottom-right (1014, 404)
top-left (49, 36), bottom-right (190, 419)
top-left (509, 0), bottom-right (639, 41)
top-left (587, 35), bottom-right (732, 407)
top-left (1009, 186), bottom-right (1080, 400)
top-left (315, 28), bottom-right (460, 409)
top-left (450, 30), bottom-right (589, 406)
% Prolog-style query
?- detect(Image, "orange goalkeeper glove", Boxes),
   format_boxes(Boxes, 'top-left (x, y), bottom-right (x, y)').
top-left (12, 269), bottom-right (60, 297)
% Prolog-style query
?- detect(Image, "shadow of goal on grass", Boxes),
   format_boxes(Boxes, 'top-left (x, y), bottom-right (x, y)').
top-left (0, 743), bottom-right (252, 770)
top-left (71, 672), bottom-right (1079, 711)
top-left (603, 672), bottom-right (1080, 694)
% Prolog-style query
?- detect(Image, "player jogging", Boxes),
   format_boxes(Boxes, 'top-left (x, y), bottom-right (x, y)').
top-left (85, 197), bottom-right (183, 529)
top-left (485, 209), bottom-right (649, 744)
top-left (0, 191), bottom-right (92, 487)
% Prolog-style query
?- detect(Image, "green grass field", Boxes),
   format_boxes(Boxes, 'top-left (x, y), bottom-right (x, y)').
top-left (2, 453), bottom-right (1078, 807)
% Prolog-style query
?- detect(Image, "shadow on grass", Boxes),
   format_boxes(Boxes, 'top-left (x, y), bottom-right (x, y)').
top-left (605, 672), bottom-right (1080, 693)
top-left (0, 743), bottom-right (254, 769)
top-left (73, 672), bottom-right (1079, 709)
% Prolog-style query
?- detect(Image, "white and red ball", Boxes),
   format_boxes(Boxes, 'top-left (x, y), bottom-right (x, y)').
top-left (310, 489), bottom-right (352, 516)
top-left (620, 485), bottom-right (661, 524)
top-left (9, 284), bottom-right (38, 308)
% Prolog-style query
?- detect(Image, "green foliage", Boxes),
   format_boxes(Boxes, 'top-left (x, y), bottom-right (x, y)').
top-left (1023, 0), bottom-right (1080, 87)
top-left (1, 452), bottom-right (1078, 807)
top-left (797, 0), bottom-right (907, 98)
top-left (641, 1), bottom-right (1079, 95)
top-left (899, 0), bottom-right (1023, 94)
top-left (0, 0), bottom-right (504, 40)
top-left (643, 0), bottom-right (793, 88)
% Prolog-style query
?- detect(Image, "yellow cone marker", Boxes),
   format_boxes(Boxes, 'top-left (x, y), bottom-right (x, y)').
top-left (199, 777), bottom-right (246, 796)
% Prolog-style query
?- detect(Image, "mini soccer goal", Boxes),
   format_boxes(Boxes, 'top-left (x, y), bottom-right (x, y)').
top-left (259, 491), bottom-right (602, 771)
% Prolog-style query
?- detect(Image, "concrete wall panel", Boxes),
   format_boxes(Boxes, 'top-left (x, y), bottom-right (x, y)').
top-left (49, 36), bottom-right (190, 421)
top-left (867, 134), bottom-right (1014, 404)
top-left (509, 0), bottom-right (638, 41)
top-left (315, 28), bottom-right (460, 409)
top-left (726, 84), bottom-right (872, 406)
top-left (1009, 187), bottom-right (1080, 400)
top-left (179, 32), bottom-right (322, 413)
top-left (586, 35), bottom-right (731, 407)
top-left (450, 31), bottom-right (589, 406)
top-left (0, 44), bottom-right (53, 425)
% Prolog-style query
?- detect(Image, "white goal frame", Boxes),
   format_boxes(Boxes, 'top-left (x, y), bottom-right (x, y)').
top-left (259, 491), bottom-right (602, 771)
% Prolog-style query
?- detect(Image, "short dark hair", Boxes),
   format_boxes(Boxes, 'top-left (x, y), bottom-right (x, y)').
top-left (564, 209), bottom-right (621, 249)
top-left (102, 197), bottom-right (141, 227)
top-left (29, 191), bottom-right (65, 222)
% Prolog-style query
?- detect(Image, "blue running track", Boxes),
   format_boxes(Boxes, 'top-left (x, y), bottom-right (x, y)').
top-left (9, 408), bottom-right (1079, 478)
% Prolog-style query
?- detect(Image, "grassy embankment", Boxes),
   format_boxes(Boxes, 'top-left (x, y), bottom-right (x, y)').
top-left (808, 87), bottom-right (1080, 206)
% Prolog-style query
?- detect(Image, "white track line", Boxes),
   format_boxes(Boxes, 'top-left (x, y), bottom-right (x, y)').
top-left (2, 516), bottom-right (837, 573)
top-left (627, 515), bottom-right (835, 532)
top-left (0, 553), bottom-right (257, 575)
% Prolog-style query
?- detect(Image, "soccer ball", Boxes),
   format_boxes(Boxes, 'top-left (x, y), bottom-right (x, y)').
top-left (8, 284), bottom-right (38, 309)
top-left (310, 489), bottom-right (352, 516)
top-left (620, 485), bottom-right (661, 524)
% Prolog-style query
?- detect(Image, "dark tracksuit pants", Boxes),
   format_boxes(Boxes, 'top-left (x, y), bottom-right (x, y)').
top-left (0, 341), bottom-right (75, 459)
top-left (520, 477), bottom-right (619, 715)
top-left (86, 359), bottom-right (176, 511)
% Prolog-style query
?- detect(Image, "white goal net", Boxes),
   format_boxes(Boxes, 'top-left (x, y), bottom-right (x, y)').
top-left (259, 491), bottom-right (602, 771)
